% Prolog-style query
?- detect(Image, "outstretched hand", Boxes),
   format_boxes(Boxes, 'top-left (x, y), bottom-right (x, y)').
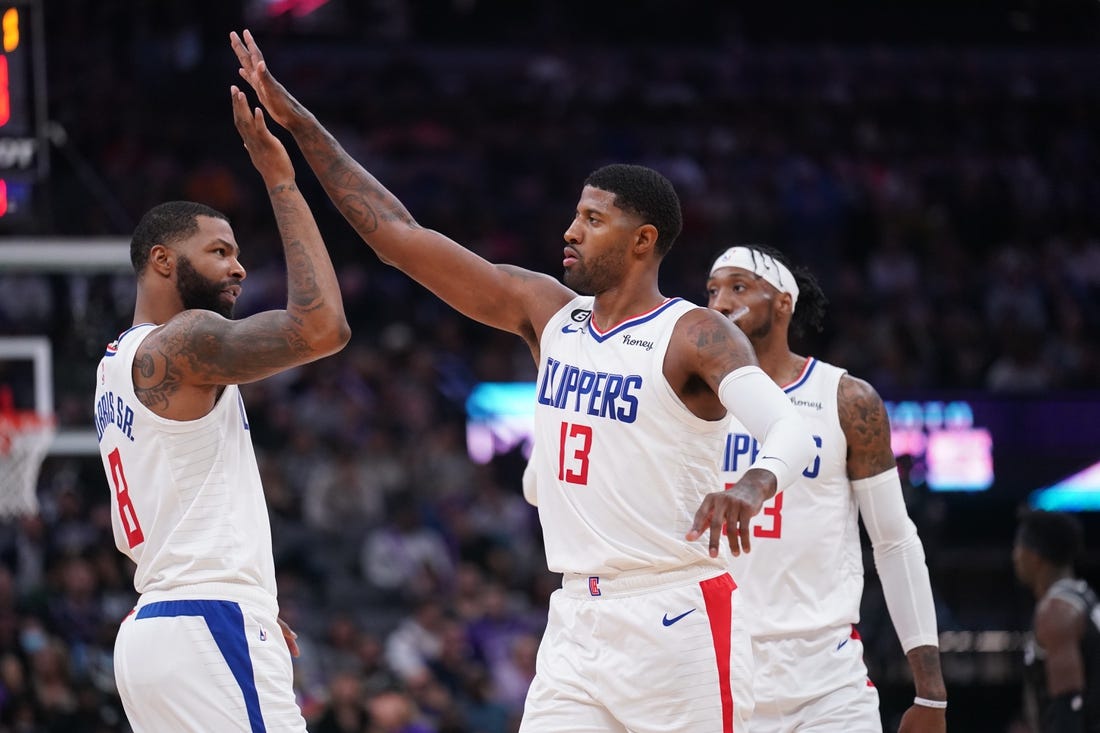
top-left (230, 84), bottom-right (293, 187)
top-left (686, 468), bottom-right (775, 557)
top-left (230, 29), bottom-right (302, 130)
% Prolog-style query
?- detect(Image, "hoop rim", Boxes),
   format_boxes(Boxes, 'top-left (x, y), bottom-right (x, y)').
top-left (0, 410), bottom-right (57, 433)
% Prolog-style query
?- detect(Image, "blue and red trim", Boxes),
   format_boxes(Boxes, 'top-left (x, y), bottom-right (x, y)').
top-left (588, 298), bottom-right (683, 343)
top-left (782, 356), bottom-right (817, 393)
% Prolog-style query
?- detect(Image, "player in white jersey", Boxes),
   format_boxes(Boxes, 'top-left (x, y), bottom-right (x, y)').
top-left (706, 245), bottom-right (947, 733)
top-left (94, 85), bottom-right (350, 732)
top-left (232, 30), bottom-right (815, 732)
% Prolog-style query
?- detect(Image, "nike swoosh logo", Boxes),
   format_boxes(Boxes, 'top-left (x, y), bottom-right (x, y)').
top-left (837, 638), bottom-right (849, 650)
top-left (561, 325), bottom-right (585, 333)
top-left (662, 609), bottom-right (696, 626)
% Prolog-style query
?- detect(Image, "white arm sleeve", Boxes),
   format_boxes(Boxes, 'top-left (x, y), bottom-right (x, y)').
top-left (718, 366), bottom-right (815, 493)
top-left (853, 468), bottom-right (940, 652)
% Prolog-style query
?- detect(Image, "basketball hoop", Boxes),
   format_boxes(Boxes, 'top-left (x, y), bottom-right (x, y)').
top-left (0, 410), bottom-right (56, 518)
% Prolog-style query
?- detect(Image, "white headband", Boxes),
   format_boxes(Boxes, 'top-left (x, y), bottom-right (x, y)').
top-left (709, 246), bottom-right (799, 312)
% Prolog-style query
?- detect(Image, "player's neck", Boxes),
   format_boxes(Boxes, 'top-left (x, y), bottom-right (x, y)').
top-left (1035, 567), bottom-right (1075, 600)
top-left (754, 340), bottom-right (805, 387)
top-left (590, 287), bottom-right (666, 332)
top-left (133, 297), bottom-right (181, 327)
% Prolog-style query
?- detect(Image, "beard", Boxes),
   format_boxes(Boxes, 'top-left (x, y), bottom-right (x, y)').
top-left (563, 247), bottom-right (624, 295)
top-left (742, 313), bottom-right (773, 341)
top-left (176, 255), bottom-right (235, 318)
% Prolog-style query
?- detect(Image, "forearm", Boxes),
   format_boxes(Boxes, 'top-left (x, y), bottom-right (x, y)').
top-left (906, 644), bottom-right (947, 700)
top-left (268, 181), bottom-right (349, 354)
top-left (855, 469), bottom-right (941, 652)
top-left (286, 110), bottom-right (419, 255)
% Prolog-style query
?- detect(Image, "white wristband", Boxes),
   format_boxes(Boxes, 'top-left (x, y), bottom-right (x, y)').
top-left (913, 696), bottom-right (947, 709)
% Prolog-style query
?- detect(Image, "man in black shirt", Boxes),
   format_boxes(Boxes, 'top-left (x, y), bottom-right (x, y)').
top-left (1014, 509), bottom-right (1100, 732)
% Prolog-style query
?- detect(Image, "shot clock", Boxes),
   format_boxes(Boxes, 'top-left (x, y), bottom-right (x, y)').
top-left (0, 0), bottom-right (46, 223)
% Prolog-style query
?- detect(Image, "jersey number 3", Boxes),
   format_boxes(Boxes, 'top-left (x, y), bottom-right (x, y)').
top-left (108, 448), bottom-right (145, 548)
top-left (558, 421), bottom-right (593, 485)
top-left (724, 481), bottom-right (784, 539)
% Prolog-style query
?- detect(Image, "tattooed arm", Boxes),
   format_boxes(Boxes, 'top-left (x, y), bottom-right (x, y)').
top-left (229, 30), bottom-right (572, 341)
top-left (843, 376), bottom-right (947, 729)
top-left (672, 308), bottom-right (813, 557)
top-left (133, 85), bottom-right (350, 420)
top-left (839, 375), bottom-right (898, 480)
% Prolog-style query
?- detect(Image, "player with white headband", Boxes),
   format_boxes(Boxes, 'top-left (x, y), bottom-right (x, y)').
top-left (707, 244), bottom-right (947, 732)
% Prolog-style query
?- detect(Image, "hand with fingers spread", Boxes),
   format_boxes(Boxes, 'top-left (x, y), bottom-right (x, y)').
top-left (686, 468), bottom-right (776, 558)
top-left (230, 84), bottom-right (293, 188)
top-left (230, 29), bottom-right (305, 131)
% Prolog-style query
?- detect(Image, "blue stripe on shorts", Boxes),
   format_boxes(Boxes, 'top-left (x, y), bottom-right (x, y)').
top-left (136, 600), bottom-right (266, 733)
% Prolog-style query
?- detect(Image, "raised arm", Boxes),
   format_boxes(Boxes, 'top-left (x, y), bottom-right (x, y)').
top-left (229, 30), bottom-right (572, 342)
top-left (133, 86), bottom-right (350, 418)
top-left (842, 375), bottom-right (947, 730)
top-left (672, 307), bottom-right (815, 558)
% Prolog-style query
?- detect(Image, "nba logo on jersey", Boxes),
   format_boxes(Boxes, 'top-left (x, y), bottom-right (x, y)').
top-left (588, 577), bottom-right (601, 596)
top-left (259, 626), bottom-right (268, 642)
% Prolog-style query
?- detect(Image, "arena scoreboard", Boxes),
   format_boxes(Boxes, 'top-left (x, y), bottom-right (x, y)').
top-left (0, 0), bottom-right (46, 224)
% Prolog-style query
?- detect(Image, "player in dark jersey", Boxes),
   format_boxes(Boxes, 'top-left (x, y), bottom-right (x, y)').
top-left (1014, 509), bottom-right (1100, 732)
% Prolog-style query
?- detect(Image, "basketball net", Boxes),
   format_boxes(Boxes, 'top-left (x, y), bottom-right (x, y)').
top-left (0, 386), bottom-right (55, 518)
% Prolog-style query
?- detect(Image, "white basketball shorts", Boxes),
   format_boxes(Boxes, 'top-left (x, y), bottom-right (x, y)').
top-left (520, 567), bottom-right (752, 733)
top-left (749, 625), bottom-right (881, 733)
top-left (114, 598), bottom-right (306, 732)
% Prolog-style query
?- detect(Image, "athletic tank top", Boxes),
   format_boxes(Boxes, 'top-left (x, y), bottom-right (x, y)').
top-left (1023, 577), bottom-right (1100, 732)
top-left (94, 324), bottom-right (278, 613)
top-left (724, 357), bottom-right (863, 636)
top-left (531, 296), bottom-right (730, 576)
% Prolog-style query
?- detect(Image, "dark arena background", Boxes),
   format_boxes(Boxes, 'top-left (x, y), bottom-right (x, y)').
top-left (1, 1), bottom-right (1099, 731)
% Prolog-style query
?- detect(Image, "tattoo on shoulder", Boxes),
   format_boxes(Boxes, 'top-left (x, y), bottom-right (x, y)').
top-left (133, 343), bottom-right (185, 411)
top-left (839, 375), bottom-right (897, 476)
top-left (685, 314), bottom-right (748, 385)
top-left (133, 312), bottom-right (222, 408)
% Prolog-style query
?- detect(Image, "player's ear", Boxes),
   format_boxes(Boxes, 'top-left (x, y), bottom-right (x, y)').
top-left (149, 244), bottom-right (174, 278)
top-left (633, 223), bottom-right (658, 256)
top-left (772, 291), bottom-right (794, 318)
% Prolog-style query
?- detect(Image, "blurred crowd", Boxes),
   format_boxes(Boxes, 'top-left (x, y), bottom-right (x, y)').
top-left (1, 2), bottom-right (1099, 731)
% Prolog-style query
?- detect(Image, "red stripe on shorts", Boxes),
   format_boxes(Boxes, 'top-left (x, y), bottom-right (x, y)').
top-left (700, 573), bottom-right (736, 733)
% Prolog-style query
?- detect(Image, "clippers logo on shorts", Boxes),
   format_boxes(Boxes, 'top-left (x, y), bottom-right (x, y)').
top-left (561, 308), bottom-right (591, 334)
top-left (588, 577), bottom-right (601, 596)
top-left (536, 357), bottom-right (642, 423)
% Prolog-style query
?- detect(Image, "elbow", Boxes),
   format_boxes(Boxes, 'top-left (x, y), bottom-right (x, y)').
top-left (307, 316), bottom-right (352, 357)
top-left (786, 418), bottom-right (818, 476)
top-left (325, 318), bottom-right (353, 354)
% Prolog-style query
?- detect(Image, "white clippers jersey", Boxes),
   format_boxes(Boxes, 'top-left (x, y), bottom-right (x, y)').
top-left (531, 296), bottom-right (730, 576)
top-left (93, 324), bottom-right (278, 612)
top-left (724, 357), bottom-right (862, 637)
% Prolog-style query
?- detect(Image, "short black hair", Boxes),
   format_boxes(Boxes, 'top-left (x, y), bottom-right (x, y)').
top-left (1016, 509), bottom-right (1084, 567)
top-left (584, 164), bottom-right (682, 257)
top-left (130, 201), bottom-right (229, 273)
top-left (712, 244), bottom-right (828, 339)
